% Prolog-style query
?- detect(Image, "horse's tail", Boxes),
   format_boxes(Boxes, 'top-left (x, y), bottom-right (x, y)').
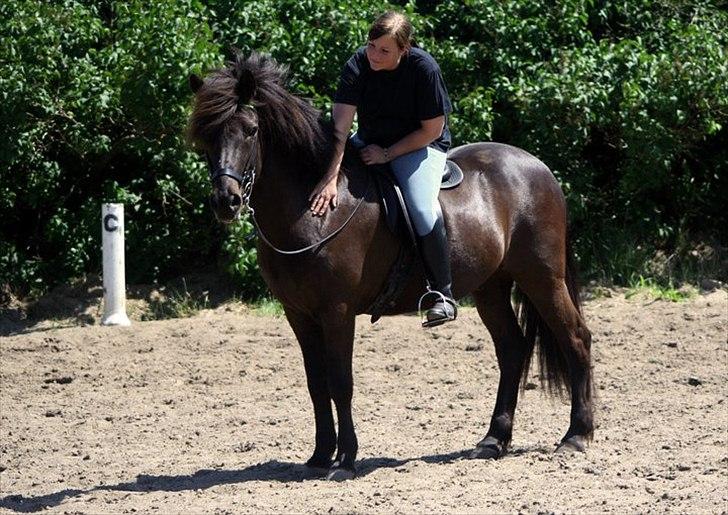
top-left (514, 232), bottom-right (583, 398)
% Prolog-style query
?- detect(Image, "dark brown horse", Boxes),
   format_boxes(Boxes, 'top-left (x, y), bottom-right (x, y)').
top-left (188, 52), bottom-right (593, 481)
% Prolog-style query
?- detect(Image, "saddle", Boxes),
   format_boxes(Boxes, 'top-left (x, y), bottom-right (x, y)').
top-left (366, 159), bottom-right (464, 323)
top-left (375, 160), bottom-right (463, 242)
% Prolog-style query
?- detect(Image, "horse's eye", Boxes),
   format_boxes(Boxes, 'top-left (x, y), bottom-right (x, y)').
top-left (246, 126), bottom-right (259, 137)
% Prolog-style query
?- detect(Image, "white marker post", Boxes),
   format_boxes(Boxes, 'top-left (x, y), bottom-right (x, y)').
top-left (101, 203), bottom-right (131, 326)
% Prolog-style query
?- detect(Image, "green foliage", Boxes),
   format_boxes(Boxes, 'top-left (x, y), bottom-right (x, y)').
top-left (1, 0), bottom-right (726, 300)
top-left (429, 0), bottom-right (727, 284)
top-left (0, 0), bottom-right (221, 294)
top-left (625, 275), bottom-right (696, 302)
top-left (250, 296), bottom-right (285, 317)
top-left (219, 217), bottom-right (268, 299)
top-left (141, 277), bottom-right (211, 320)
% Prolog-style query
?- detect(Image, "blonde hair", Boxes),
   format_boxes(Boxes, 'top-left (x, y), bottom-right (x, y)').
top-left (368, 11), bottom-right (414, 51)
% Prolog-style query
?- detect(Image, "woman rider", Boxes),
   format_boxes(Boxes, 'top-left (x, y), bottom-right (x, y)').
top-left (309, 11), bottom-right (457, 327)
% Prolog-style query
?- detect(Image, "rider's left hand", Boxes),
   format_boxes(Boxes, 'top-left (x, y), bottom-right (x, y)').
top-left (360, 145), bottom-right (388, 165)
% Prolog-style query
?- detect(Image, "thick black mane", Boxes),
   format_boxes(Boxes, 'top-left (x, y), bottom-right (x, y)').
top-left (189, 51), bottom-right (333, 170)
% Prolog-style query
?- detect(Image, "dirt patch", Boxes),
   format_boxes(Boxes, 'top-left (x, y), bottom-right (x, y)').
top-left (0, 273), bottom-right (239, 336)
top-left (0, 290), bottom-right (726, 513)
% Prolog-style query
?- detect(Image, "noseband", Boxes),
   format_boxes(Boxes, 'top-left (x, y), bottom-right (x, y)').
top-left (207, 140), bottom-right (257, 209)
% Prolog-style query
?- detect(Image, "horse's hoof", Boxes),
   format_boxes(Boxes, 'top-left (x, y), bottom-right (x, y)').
top-left (305, 463), bottom-right (330, 476)
top-left (306, 455), bottom-right (333, 473)
top-left (470, 445), bottom-right (501, 460)
top-left (556, 435), bottom-right (587, 454)
top-left (326, 467), bottom-right (356, 481)
top-left (470, 436), bottom-right (505, 460)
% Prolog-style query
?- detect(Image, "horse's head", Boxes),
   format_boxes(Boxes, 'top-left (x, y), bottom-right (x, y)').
top-left (188, 66), bottom-right (260, 224)
top-left (189, 51), bottom-right (333, 223)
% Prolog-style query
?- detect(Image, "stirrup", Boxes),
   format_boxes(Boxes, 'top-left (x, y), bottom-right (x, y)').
top-left (418, 289), bottom-right (457, 328)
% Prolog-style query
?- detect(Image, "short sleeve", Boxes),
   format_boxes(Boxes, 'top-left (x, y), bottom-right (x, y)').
top-left (415, 64), bottom-right (452, 121)
top-left (334, 49), bottom-right (366, 106)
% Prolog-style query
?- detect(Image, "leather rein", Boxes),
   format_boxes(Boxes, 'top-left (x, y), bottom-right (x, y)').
top-left (209, 137), bottom-right (371, 256)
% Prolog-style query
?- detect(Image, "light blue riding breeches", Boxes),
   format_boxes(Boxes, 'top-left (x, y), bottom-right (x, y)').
top-left (350, 133), bottom-right (447, 236)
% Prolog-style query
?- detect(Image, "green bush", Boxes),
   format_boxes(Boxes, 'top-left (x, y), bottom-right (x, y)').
top-left (0, 0), bottom-right (221, 294)
top-left (429, 0), bottom-right (727, 284)
top-left (1, 0), bottom-right (726, 300)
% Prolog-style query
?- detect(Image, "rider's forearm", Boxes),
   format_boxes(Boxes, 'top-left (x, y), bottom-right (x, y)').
top-left (386, 116), bottom-right (445, 161)
top-left (325, 142), bottom-right (347, 181)
top-left (324, 103), bottom-right (357, 180)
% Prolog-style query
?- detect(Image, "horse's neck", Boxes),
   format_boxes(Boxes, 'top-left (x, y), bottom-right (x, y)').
top-left (250, 151), bottom-right (352, 244)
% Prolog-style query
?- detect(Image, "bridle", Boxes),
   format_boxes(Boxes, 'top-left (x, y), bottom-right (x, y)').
top-left (207, 128), bottom-right (371, 256)
top-left (207, 139), bottom-right (257, 211)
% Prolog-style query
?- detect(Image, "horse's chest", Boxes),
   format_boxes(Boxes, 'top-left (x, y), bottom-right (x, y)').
top-left (257, 250), bottom-right (330, 302)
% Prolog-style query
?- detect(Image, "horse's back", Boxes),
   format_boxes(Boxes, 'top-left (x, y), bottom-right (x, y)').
top-left (446, 141), bottom-right (565, 222)
top-left (440, 142), bottom-right (568, 291)
top-left (449, 142), bottom-right (560, 191)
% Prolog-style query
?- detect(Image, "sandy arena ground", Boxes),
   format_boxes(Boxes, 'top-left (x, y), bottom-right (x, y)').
top-left (1, 289), bottom-right (726, 513)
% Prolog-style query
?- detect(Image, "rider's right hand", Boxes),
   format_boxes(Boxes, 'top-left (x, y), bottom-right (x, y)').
top-left (309, 173), bottom-right (339, 216)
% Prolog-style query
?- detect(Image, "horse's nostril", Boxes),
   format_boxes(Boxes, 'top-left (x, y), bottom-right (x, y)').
top-left (230, 194), bottom-right (242, 208)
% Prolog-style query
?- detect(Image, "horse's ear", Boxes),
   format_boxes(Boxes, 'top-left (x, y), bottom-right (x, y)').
top-left (189, 74), bottom-right (203, 93)
top-left (236, 69), bottom-right (256, 104)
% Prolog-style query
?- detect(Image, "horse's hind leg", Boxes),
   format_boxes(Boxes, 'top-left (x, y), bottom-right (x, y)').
top-left (470, 271), bottom-right (530, 459)
top-left (284, 308), bottom-right (336, 471)
top-left (516, 275), bottom-right (594, 451)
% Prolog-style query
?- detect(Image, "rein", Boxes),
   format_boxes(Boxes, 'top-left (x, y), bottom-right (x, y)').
top-left (211, 140), bottom-right (371, 256)
top-left (248, 172), bottom-right (371, 255)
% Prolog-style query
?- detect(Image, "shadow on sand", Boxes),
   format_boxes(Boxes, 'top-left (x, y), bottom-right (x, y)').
top-left (0, 450), bottom-right (478, 512)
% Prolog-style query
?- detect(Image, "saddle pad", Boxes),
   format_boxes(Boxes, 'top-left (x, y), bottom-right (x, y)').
top-left (441, 160), bottom-right (464, 189)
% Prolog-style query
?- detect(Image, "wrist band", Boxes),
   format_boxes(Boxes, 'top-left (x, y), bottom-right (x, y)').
top-left (384, 147), bottom-right (390, 161)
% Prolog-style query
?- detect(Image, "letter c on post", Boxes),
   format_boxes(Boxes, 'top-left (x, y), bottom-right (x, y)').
top-left (104, 214), bottom-right (119, 232)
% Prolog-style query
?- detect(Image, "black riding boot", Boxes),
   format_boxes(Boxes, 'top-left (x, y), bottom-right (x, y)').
top-left (418, 213), bottom-right (457, 327)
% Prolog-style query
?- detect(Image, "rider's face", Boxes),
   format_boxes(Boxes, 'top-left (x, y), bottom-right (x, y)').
top-left (366, 35), bottom-right (405, 71)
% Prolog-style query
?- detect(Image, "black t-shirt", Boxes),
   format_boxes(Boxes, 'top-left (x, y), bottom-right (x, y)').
top-left (334, 46), bottom-right (452, 152)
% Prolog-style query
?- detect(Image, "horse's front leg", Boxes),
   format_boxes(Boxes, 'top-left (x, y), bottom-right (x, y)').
top-left (321, 309), bottom-right (357, 481)
top-left (284, 308), bottom-right (336, 471)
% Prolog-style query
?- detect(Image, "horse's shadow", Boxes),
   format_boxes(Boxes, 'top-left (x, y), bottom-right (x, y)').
top-left (0, 449), bottom-right (480, 512)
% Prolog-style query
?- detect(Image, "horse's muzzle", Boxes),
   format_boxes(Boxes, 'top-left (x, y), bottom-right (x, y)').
top-left (210, 192), bottom-right (243, 223)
